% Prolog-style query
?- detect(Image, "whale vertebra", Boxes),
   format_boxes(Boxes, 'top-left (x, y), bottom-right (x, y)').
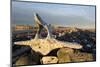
top-left (14, 13), bottom-right (82, 55)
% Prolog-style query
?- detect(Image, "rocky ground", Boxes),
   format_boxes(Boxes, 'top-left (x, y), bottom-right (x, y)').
top-left (12, 28), bottom-right (96, 66)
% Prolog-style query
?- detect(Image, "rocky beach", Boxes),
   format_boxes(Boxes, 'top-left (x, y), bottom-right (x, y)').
top-left (12, 27), bottom-right (96, 66)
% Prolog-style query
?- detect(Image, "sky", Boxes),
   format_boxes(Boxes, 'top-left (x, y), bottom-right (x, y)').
top-left (12, 1), bottom-right (96, 29)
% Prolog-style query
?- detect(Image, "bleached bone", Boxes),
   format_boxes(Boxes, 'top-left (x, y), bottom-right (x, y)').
top-left (14, 38), bottom-right (82, 55)
top-left (34, 13), bottom-right (52, 39)
top-left (14, 13), bottom-right (83, 55)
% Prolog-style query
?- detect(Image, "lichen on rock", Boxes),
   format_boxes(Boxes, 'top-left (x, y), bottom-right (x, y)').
top-left (70, 53), bottom-right (94, 62)
top-left (57, 48), bottom-right (74, 63)
top-left (57, 48), bottom-right (94, 63)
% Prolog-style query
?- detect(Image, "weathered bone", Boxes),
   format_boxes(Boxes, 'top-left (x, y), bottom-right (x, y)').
top-left (14, 13), bottom-right (83, 55)
top-left (15, 38), bottom-right (82, 55)
top-left (34, 13), bottom-right (52, 39)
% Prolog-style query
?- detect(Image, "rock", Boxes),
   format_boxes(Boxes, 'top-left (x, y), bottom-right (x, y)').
top-left (57, 48), bottom-right (94, 63)
top-left (70, 53), bottom-right (94, 62)
top-left (15, 51), bottom-right (41, 66)
top-left (58, 54), bottom-right (71, 63)
top-left (41, 56), bottom-right (58, 64)
top-left (57, 48), bottom-right (74, 55)
top-left (57, 48), bottom-right (74, 63)
top-left (15, 54), bottom-right (31, 66)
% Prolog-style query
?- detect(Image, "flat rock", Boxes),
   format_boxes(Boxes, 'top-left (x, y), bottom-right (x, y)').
top-left (41, 56), bottom-right (58, 64)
